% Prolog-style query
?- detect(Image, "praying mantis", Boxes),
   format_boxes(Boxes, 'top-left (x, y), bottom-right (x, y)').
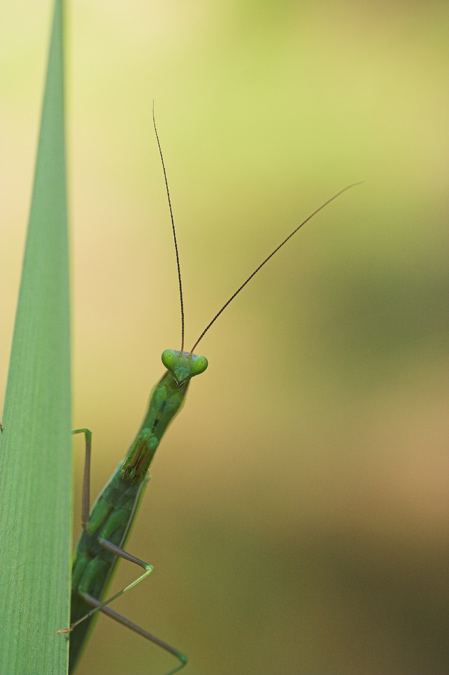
top-left (63, 110), bottom-right (361, 674)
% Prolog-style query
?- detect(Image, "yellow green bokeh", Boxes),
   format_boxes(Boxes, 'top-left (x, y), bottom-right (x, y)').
top-left (1, 2), bottom-right (447, 674)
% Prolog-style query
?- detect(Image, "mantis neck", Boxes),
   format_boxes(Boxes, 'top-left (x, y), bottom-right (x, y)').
top-left (121, 370), bottom-right (190, 483)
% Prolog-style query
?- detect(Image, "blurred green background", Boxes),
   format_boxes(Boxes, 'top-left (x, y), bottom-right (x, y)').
top-left (1, 2), bottom-right (448, 674)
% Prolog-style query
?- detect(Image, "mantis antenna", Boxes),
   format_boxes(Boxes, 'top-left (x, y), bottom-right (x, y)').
top-left (190, 181), bottom-right (363, 354)
top-left (153, 105), bottom-right (362, 357)
top-left (153, 103), bottom-right (186, 354)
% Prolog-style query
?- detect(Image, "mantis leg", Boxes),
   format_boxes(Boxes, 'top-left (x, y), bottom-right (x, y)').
top-left (80, 594), bottom-right (187, 675)
top-left (71, 429), bottom-right (154, 624)
top-left (72, 428), bottom-right (92, 532)
top-left (68, 429), bottom-right (187, 673)
top-left (71, 540), bottom-right (186, 674)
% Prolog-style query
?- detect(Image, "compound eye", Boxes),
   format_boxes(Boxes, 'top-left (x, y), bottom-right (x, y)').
top-left (192, 355), bottom-right (208, 376)
top-left (161, 349), bottom-right (176, 370)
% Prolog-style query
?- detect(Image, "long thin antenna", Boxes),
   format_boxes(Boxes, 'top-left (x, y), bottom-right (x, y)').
top-left (190, 182), bottom-right (362, 354)
top-left (153, 102), bottom-right (185, 353)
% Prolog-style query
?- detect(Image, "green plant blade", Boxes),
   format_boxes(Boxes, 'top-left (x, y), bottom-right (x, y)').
top-left (0, 2), bottom-right (71, 674)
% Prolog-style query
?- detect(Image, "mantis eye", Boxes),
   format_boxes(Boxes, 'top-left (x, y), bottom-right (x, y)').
top-left (192, 355), bottom-right (208, 376)
top-left (161, 349), bottom-right (176, 370)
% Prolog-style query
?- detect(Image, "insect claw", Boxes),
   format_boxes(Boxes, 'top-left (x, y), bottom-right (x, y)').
top-left (56, 626), bottom-right (73, 635)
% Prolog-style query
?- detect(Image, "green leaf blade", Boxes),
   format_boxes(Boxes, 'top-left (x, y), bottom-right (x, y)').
top-left (0, 2), bottom-right (71, 674)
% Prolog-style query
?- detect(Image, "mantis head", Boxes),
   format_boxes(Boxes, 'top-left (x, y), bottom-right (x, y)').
top-left (161, 349), bottom-right (208, 386)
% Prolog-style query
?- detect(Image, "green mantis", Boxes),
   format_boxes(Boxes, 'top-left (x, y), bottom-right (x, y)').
top-left (64, 110), bottom-right (361, 674)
